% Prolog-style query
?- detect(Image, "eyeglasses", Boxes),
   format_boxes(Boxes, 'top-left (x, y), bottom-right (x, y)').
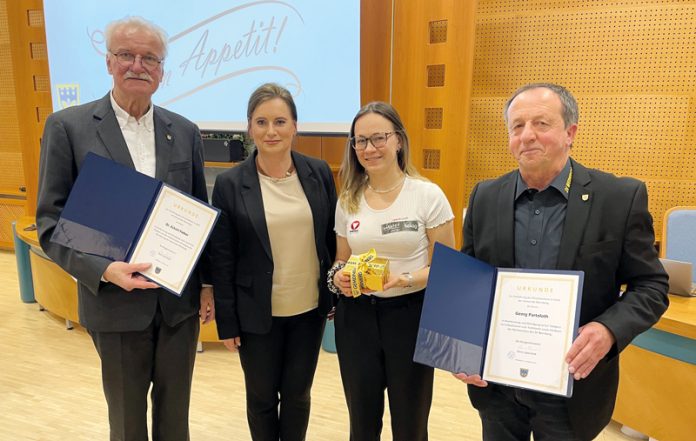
top-left (350, 132), bottom-right (396, 151)
top-left (110, 52), bottom-right (163, 70)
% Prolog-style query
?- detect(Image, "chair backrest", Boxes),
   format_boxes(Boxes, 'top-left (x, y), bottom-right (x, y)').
top-left (661, 206), bottom-right (696, 281)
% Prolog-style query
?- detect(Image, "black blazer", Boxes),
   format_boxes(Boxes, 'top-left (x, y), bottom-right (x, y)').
top-left (462, 158), bottom-right (669, 440)
top-left (210, 150), bottom-right (337, 339)
top-left (36, 94), bottom-right (209, 332)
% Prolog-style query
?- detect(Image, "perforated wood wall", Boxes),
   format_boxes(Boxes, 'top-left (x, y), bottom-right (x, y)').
top-left (0, 0), bottom-right (23, 191)
top-left (6, 0), bottom-right (51, 216)
top-left (468, 0), bottom-right (696, 241)
top-left (0, 0), bottom-right (63, 249)
top-left (392, 0), bottom-right (478, 245)
top-left (0, 0), bottom-right (25, 249)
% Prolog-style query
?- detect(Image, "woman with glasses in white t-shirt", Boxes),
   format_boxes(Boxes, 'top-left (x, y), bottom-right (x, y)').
top-left (328, 102), bottom-right (455, 441)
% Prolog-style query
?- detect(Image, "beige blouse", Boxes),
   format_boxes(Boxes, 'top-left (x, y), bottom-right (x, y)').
top-left (258, 172), bottom-right (320, 317)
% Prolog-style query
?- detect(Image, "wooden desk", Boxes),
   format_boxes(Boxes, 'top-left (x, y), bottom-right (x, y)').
top-left (613, 294), bottom-right (696, 441)
top-left (15, 215), bottom-right (39, 247)
top-left (14, 216), bottom-right (220, 342)
top-left (16, 216), bottom-right (79, 327)
top-left (653, 294), bottom-right (696, 339)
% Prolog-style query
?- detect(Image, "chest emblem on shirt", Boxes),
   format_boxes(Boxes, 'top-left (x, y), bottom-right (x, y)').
top-left (350, 220), bottom-right (361, 233)
top-left (381, 220), bottom-right (418, 235)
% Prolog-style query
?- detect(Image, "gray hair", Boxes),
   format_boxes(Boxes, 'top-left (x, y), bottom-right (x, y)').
top-left (504, 83), bottom-right (579, 128)
top-left (105, 16), bottom-right (169, 58)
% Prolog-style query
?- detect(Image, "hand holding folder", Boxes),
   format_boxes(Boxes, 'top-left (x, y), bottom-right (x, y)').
top-left (414, 243), bottom-right (584, 397)
top-left (51, 152), bottom-right (219, 296)
top-left (102, 261), bottom-right (160, 292)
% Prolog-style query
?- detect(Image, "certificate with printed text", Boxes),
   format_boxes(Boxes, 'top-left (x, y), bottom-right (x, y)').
top-left (51, 153), bottom-right (219, 297)
top-left (482, 270), bottom-right (583, 396)
top-left (128, 185), bottom-right (218, 295)
top-left (414, 244), bottom-right (583, 398)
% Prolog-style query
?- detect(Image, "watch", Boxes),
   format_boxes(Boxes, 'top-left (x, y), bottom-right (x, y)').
top-left (402, 272), bottom-right (414, 288)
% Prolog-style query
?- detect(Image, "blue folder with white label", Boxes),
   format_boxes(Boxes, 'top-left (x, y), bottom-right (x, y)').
top-left (415, 242), bottom-right (583, 397)
top-left (51, 152), bottom-right (219, 296)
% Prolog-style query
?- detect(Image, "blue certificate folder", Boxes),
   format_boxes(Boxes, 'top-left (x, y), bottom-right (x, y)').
top-left (414, 243), bottom-right (583, 396)
top-left (414, 243), bottom-right (497, 376)
top-left (50, 152), bottom-right (216, 295)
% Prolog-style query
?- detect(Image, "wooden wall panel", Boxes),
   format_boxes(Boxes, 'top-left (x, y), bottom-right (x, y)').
top-left (392, 0), bottom-right (478, 245)
top-left (0, 198), bottom-right (24, 249)
top-left (321, 136), bottom-right (348, 171)
top-left (294, 136), bottom-right (322, 159)
top-left (294, 135), bottom-right (347, 188)
top-left (0, 152), bottom-right (24, 193)
top-left (468, 0), bottom-right (696, 241)
top-left (0, 0), bottom-right (30, 250)
top-left (360, 0), bottom-right (391, 104)
top-left (0, 1), bottom-right (22, 162)
top-left (4, 0), bottom-right (50, 221)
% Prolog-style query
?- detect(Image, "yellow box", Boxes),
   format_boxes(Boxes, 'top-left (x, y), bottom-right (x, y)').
top-left (343, 250), bottom-right (390, 296)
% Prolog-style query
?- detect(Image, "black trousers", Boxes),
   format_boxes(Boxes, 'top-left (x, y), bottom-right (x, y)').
top-left (475, 383), bottom-right (581, 441)
top-left (89, 308), bottom-right (200, 441)
top-left (238, 308), bottom-right (325, 441)
top-left (334, 290), bottom-right (433, 441)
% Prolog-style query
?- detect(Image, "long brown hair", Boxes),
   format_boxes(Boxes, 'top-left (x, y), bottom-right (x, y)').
top-left (338, 102), bottom-right (422, 214)
top-left (247, 83), bottom-right (298, 122)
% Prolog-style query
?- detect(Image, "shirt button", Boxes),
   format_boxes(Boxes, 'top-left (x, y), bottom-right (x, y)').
top-left (530, 239), bottom-right (537, 245)
top-left (534, 209), bottom-right (541, 215)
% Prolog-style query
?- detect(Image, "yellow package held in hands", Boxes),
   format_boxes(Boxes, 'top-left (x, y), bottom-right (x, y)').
top-left (343, 248), bottom-right (390, 297)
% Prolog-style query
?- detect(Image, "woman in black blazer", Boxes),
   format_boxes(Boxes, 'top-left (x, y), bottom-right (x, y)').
top-left (210, 83), bottom-right (337, 441)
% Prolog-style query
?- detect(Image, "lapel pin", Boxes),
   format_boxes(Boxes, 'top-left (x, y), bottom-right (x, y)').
top-left (581, 194), bottom-right (589, 201)
top-left (166, 134), bottom-right (172, 141)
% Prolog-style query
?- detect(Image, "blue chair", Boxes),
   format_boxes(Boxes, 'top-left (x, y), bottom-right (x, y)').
top-left (12, 221), bottom-right (35, 303)
top-left (661, 206), bottom-right (696, 281)
top-left (322, 318), bottom-right (337, 353)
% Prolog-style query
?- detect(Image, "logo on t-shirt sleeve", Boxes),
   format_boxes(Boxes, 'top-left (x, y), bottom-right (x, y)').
top-left (381, 220), bottom-right (418, 235)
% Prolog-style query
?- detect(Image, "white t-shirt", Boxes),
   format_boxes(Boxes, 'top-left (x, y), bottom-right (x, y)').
top-left (335, 177), bottom-right (454, 298)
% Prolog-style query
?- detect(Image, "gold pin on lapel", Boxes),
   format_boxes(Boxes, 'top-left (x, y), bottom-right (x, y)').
top-left (581, 194), bottom-right (589, 201)
top-left (166, 134), bottom-right (172, 141)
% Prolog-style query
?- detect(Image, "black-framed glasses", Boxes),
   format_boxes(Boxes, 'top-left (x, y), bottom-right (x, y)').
top-left (110, 51), bottom-right (163, 70)
top-left (350, 132), bottom-right (396, 151)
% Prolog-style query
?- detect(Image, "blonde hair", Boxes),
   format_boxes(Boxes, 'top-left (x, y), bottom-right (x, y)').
top-left (339, 102), bottom-right (422, 214)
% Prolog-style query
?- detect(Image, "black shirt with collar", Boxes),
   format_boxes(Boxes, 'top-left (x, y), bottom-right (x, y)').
top-left (513, 159), bottom-right (572, 269)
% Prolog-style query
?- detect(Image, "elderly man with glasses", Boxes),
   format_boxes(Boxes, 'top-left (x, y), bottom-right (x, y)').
top-left (36, 16), bottom-right (212, 441)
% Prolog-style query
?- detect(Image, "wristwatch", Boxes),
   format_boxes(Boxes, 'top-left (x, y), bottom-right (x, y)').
top-left (402, 272), bottom-right (414, 288)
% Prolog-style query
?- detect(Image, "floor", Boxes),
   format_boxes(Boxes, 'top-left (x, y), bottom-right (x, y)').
top-left (0, 250), bottom-right (638, 440)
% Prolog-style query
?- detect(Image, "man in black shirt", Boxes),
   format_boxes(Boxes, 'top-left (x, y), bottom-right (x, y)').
top-left (456, 83), bottom-right (668, 441)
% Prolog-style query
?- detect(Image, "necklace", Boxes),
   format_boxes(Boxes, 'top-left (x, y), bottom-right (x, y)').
top-left (367, 176), bottom-right (405, 194)
top-left (256, 158), bottom-right (294, 181)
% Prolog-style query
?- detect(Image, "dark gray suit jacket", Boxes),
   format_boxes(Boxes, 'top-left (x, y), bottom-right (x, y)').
top-left (36, 93), bottom-right (209, 332)
top-left (462, 158), bottom-right (669, 440)
top-left (210, 150), bottom-right (337, 339)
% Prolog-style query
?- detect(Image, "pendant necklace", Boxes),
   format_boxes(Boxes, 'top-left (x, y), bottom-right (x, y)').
top-left (367, 176), bottom-right (405, 194)
top-left (257, 158), bottom-right (294, 182)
